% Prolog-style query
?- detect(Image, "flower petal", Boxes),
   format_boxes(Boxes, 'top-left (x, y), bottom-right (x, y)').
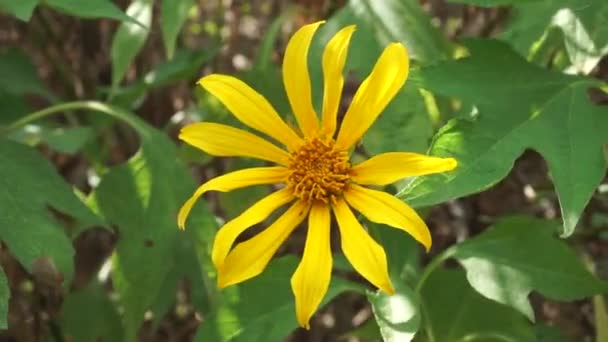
top-left (199, 74), bottom-right (302, 150)
top-left (283, 21), bottom-right (323, 137)
top-left (177, 167), bottom-right (290, 229)
top-left (351, 152), bottom-right (457, 185)
top-left (179, 122), bottom-right (290, 165)
top-left (218, 200), bottom-right (309, 288)
top-left (291, 202), bottom-right (332, 329)
top-left (211, 187), bottom-right (295, 268)
top-left (333, 198), bottom-right (394, 294)
top-left (344, 184), bottom-right (431, 251)
top-left (336, 43), bottom-right (410, 150)
top-left (320, 25), bottom-right (356, 137)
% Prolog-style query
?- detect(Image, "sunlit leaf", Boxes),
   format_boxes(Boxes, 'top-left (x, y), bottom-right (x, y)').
top-left (421, 268), bottom-right (536, 341)
top-left (502, 0), bottom-right (608, 69)
top-left (88, 104), bottom-right (215, 340)
top-left (368, 282), bottom-right (420, 342)
top-left (402, 40), bottom-right (608, 235)
top-left (452, 216), bottom-right (608, 319)
top-left (110, 0), bottom-right (153, 89)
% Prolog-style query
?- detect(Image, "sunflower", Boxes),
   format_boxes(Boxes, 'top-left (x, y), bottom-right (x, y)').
top-left (177, 21), bottom-right (457, 329)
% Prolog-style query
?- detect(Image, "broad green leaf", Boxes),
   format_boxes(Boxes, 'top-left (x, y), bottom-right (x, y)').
top-left (368, 282), bottom-right (420, 342)
top-left (401, 40), bottom-right (608, 235)
top-left (0, 269), bottom-right (8, 329)
top-left (452, 216), bottom-right (608, 320)
top-left (110, 0), bottom-right (153, 89)
top-left (160, 0), bottom-right (194, 59)
top-left (46, 0), bottom-right (135, 23)
top-left (0, 48), bottom-right (51, 98)
top-left (0, 0), bottom-right (39, 21)
top-left (0, 140), bottom-right (101, 284)
top-left (194, 256), bottom-right (363, 342)
top-left (421, 268), bottom-right (536, 342)
top-left (502, 0), bottom-right (608, 69)
top-left (60, 284), bottom-right (123, 341)
top-left (89, 105), bottom-right (214, 340)
top-left (0, 91), bottom-right (30, 125)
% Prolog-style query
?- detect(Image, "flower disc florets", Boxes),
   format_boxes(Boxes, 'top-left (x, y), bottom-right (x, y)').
top-left (287, 137), bottom-right (350, 203)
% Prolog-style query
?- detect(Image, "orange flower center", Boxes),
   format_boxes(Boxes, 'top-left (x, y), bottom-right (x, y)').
top-left (287, 137), bottom-right (351, 203)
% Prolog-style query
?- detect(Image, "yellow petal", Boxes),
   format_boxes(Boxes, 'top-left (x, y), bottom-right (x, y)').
top-left (179, 122), bottom-right (290, 165)
top-left (336, 43), bottom-right (410, 150)
top-left (333, 198), bottom-right (394, 294)
top-left (218, 200), bottom-right (309, 288)
top-left (211, 187), bottom-right (294, 268)
top-left (283, 21), bottom-right (324, 137)
top-left (344, 184), bottom-right (431, 251)
top-left (177, 167), bottom-right (290, 229)
top-left (351, 152), bottom-right (457, 185)
top-left (320, 25), bottom-right (356, 137)
top-left (198, 74), bottom-right (302, 150)
top-left (291, 202), bottom-right (332, 329)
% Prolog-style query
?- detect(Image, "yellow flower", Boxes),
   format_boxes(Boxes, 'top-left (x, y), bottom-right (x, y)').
top-left (178, 22), bottom-right (457, 329)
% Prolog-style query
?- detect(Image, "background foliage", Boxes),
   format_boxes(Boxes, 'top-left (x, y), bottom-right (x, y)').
top-left (0, 0), bottom-right (607, 341)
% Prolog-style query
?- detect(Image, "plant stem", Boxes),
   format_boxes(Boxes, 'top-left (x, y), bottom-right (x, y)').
top-left (415, 246), bottom-right (456, 294)
top-left (0, 101), bottom-right (145, 137)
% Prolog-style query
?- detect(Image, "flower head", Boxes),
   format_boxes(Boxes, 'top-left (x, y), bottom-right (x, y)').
top-left (178, 22), bottom-right (457, 329)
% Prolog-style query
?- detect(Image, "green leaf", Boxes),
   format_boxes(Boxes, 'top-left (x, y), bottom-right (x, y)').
top-left (89, 105), bottom-right (215, 340)
top-left (194, 256), bottom-right (362, 342)
top-left (401, 40), bottom-right (608, 235)
top-left (365, 222), bottom-right (422, 342)
top-left (0, 91), bottom-right (30, 125)
top-left (110, 0), bottom-right (153, 89)
top-left (368, 282), bottom-right (420, 342)
top-left (40, 127), bottom-right (94, 154)
top-left (363, 82), bottom-right (433, 156)
top-left (111, 48), bottom-right (218, 108)
top-left (0, 0), bottom-right (39, 21)
top-left (421, 268), bottom-right (536, 342)
top-left (160, 0), bottom-right (194, 59)
top-left (60, 284), bottom-right (123, 342)
top-left (452, 216), bottom-right (608, 320)
top-left (502, 0), bottom-right (608, 70)
top-left (0, 48), bottom-right (51, 98)
top-left (346, 0), bottom-right (451, 63)
top-left (0, 140), bottom-right (101, 284)
top-left (0, 269), bottom-right (8, 329)
top-left (46, 0), bottom-right (135, 23)
top-left (447, 0), bottom-right (543, 6)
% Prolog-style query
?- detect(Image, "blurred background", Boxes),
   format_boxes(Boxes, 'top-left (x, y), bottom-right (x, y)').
top-left (1, 0), bottom-right (607, 341)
